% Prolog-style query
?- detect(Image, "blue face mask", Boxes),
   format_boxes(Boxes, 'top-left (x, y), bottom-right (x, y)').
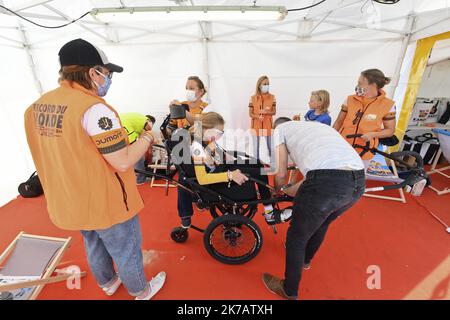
top-left (93, 69), bottom-right (111, 97)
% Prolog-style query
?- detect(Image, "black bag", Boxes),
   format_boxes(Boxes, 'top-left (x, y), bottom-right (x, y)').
top-left (379, 135), bottom-right (399, 146)
top-left (438, 101), bottom-right (450, 124)
top-left (18, 172), bottom-right (43, 198)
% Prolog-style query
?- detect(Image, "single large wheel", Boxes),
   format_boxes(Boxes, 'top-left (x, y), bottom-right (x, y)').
top-left (170, 227), bottom-right (189, 243)
top-left (203, 214), bottom-right (263, 265)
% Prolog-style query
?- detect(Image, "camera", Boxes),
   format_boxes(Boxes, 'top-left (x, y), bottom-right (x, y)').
top-left (170, 103), bottom-right (189, 120)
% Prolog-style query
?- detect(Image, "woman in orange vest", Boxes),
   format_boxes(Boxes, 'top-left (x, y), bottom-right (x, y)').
top-left (333, 69), bottom-right (396, 167)
top-left (249, 75), bottom-right (276, 160)
top-left (170, 76), bottom-right (208, 129)
top-left (24, 39), bottom-right (165, 300)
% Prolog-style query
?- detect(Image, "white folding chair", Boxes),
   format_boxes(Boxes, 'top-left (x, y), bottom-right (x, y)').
top-left (428, 129), bottom-right (450, 195)
top-left (364, 145), bottom-right (406, 203)
top-left (0, 232), bottom-right (85, 300)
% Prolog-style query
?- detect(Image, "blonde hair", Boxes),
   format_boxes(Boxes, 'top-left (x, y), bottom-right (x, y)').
top-left (189, 112), bottom-right (225, 139)
top-left (311, 90), bottom-right (330, 114)
top-left (255, 75), bottom-right (269, 96)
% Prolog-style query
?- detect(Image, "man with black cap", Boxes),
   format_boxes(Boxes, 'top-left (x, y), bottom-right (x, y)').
top-left (24, 38), bottom-right (166, 300)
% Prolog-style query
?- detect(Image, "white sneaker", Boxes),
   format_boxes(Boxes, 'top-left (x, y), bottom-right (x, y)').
top-left (264, 208), bottom-right (293, 225)
top-left (102, 274), bottom-right (122, 296)
top-left (135, 271), bottom-right (166, 300)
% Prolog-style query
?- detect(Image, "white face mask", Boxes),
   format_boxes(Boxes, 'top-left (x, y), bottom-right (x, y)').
top-left (186, 90), bottom-right (197, 102)
top-left (260, 85), bottom-right (270, 94)
top-left (355, 85), bottom-right (368, 97)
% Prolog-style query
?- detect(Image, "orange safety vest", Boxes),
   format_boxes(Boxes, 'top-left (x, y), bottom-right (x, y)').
top-left (24, 80), bottom-right (144, 231)
top-left (340, 90), bottom-right (395, 160)
top-left (172, 100), bottom-right (208, 128)
top-left (250, 93), bottom-right (275, 136)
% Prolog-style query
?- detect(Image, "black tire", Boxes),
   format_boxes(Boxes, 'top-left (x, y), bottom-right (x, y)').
top-left (203, 214), bottom-right (263, 265)
top-left (171, 227), bottom-right (189, 243)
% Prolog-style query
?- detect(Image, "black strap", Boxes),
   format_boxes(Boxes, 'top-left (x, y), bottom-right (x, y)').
top-left (29, 171), bottom-right (37, 180)
top-left (272, 211), bottom-right (283, 224)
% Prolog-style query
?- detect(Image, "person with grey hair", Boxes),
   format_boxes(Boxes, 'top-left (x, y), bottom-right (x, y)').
top-left (262, 117), bottom-right (365, 300)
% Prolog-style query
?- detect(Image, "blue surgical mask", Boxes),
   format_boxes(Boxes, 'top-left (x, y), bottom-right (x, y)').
top-left (260, 84), bottom-right (270, 94)
top-left (93, 69), bottom-right (111, 97)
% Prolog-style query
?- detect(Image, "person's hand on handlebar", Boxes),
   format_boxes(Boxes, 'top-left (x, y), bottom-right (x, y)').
top-left (228, 169), bottom-right (249, 185)
top-left (361, 132), bottom-right (377, 142)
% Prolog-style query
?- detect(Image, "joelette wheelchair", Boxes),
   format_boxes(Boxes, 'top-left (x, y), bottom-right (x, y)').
top-left (135, 112), bottom-right (293, 265)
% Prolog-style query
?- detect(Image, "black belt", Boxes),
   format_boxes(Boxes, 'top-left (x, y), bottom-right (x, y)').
top-left (306, 169), bottom-right (365, 180)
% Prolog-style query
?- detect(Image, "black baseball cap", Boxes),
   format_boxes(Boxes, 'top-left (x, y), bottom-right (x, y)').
top-left (58, 38), bottom-right (123, 73)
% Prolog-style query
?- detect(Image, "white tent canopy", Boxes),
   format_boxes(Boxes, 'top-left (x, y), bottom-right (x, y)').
top-left (1, 0), bottom-right (449, 206)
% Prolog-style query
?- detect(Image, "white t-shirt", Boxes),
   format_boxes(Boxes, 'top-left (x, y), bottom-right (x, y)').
top-left (81, 103), bottom-right (127, 155)
top-left (273, 121), bottom-right (364, 175)
top-left (81, 103), bottom-right (121, 136)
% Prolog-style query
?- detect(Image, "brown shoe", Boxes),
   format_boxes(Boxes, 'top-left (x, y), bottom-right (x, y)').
top-left (262, 273), bottom-right (297, 300)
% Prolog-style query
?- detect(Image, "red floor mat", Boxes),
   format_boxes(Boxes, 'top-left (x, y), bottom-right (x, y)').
top-left (0, 173), bottom-right (448, 300)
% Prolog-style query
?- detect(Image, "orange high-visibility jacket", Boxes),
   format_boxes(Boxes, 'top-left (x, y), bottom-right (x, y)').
top-left (24, 80), bottom-right (144, 231)
top-left (249, 93), bottom-right (276, 137)
top-left (340, 90), bottom-right (395, 160)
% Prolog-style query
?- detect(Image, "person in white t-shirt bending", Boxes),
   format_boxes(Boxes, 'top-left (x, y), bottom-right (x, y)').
top-left (262, 117), bottom-right (365, 300)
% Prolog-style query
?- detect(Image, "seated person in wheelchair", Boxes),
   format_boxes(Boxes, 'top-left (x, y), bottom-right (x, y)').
top-left (176, 111), bottom-right (292, 228)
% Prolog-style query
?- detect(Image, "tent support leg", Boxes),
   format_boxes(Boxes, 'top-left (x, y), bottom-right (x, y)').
top-left (18, 21), bottom-right (43, 96)
top-left (390, 14), bottom-right (416, 98)
top-left (201, 21), bottom-right (211, 103)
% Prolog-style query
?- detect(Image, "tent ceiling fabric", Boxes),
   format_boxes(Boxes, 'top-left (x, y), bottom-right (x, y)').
top-left (0, 0), bottom-right (449, 47)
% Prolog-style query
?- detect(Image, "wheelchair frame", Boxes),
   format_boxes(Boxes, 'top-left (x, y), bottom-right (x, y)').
top-left (135, 114), bottom-right (293, 265)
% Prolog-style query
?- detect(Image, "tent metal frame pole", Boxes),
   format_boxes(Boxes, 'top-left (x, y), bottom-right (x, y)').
top-left (42, 4), bottom-right (111, 42)
top-left (305, 0), bottom-right (365, 20)
top-left (323, 18), bottom-right (406, 35)
top-left (0, 34), bottom-right (22, 44)
top-left (311, 14), bottom-right (409, 37)
top-left (212, 18), bottom-right (305, 39)
top-left (190, 0), bottom-right (211, 102)
top-left (411, 16), bottom-right (450, 36)
top-left (18, 21), bottom-right (43, 95)
top-left (200, 21), bottom-right (211, 104)
top-left (390, 14), bottom-right (416, 99)
top-left (213, 14), bottom-right (407, 40)
top-left (11, 0), bottom-right (55, 12)
top-left (0, 11), bottom-right (104, 26)
top-left (305, 11), bottom-right (333, 37)
top-left (118, 22), bottom-right (199, 42)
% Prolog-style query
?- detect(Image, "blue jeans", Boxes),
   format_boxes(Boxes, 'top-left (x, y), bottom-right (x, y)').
top-left (80, 215), bottom-right (148, 296)
top-left (255, 136), bottom-right (272, 160)
top-left (135, 156), bottom-right (147, 184)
